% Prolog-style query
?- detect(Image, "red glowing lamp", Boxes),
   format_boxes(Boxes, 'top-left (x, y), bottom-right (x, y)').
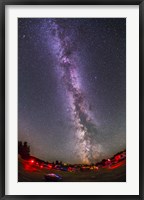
top-left (115, 155), bottom-right (121, 161)
top-left (30, 159), bottom-right (34, 164)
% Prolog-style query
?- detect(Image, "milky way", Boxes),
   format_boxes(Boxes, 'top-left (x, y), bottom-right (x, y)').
top-left (18, 18), bottom-right (126, 164)
top-left (47, 19), bottom-right (101, 164)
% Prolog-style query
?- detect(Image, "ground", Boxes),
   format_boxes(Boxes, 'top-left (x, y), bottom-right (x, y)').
top-left (18, 157), bottom-right (126, 182)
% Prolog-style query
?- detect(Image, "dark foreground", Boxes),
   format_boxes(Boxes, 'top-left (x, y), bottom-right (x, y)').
top-left (18, 157), bottom-right (126, 182)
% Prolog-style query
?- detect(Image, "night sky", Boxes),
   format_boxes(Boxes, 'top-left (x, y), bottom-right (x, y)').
top-left (18, 18), bottom-right (126, 164)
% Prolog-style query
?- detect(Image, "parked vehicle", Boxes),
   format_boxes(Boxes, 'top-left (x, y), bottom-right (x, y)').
top-left (44, 173), bottom-right (62, 181)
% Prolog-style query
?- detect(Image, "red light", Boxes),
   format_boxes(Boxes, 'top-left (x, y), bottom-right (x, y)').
top-left (30, 160), bottom-right (34, 163)
top-left (48, 164), bottom-right (52, 169)
top-left (24, 164), bottom-right (37, 172)
top-left (109, 160), bottom-right (125, 170)
top-left (115, 155), bottom-right (121, 161)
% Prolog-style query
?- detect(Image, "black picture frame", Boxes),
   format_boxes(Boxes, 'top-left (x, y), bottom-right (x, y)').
top-left (0, 0), bottom-right (143, 199)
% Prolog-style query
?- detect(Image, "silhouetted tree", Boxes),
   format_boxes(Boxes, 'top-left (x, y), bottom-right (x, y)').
top-left (60, 161), bottom-right (62, 165)
top-left (55, 160), bottom-right (59, 165)
top-left (18, 141), bottom-right (23, 155)
top-left (18, 141), bottom-right (30, 160)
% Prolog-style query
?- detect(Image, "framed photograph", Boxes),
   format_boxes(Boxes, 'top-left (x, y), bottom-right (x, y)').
top-left (0, 0), bottom-right (143, 199)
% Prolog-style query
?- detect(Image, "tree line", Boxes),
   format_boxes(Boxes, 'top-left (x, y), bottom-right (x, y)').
top-left (18, 141), bottom-right (30, 159)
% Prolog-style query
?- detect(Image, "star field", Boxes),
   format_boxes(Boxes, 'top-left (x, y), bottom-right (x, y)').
top-left (18, 18), bottom-right (126, 164)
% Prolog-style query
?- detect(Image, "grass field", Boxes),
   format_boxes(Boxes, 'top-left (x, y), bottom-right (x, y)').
top-left (18, 157), bottom-right (126, 182)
